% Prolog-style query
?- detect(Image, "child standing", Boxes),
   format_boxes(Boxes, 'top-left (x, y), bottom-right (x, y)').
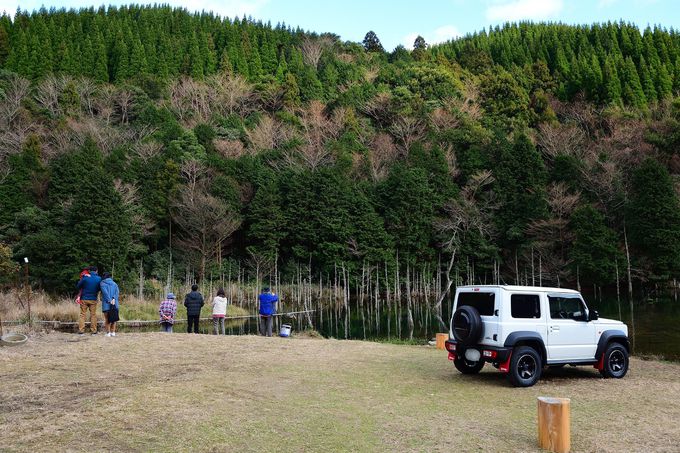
top-left (159, 293), bottom-right (177, 333)
top-left (75, 268), bottom-right (91, 305)
top-left (211, 288), bottom-right (229, 335)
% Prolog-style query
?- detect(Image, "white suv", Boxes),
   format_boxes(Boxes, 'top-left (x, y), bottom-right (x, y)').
top-left (444, 285), bottom-right (630, 387)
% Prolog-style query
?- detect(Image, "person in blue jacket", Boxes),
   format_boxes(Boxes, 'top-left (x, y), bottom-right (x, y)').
top-left (100, 272), bottom-right (120, 337)
top-left (258, 287), bottom-right (279, 337)
top-left (76, 266), bottom-right (102, 335)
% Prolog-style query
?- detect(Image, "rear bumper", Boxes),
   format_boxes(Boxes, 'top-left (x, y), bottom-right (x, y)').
top-left (444, 340), bottom-right (512, 364)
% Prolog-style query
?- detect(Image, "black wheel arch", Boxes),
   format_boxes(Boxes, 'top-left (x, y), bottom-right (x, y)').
top-left (504, 331), bottom-right (547, 363)
top-left (595, 330), bottom-right (630, 359)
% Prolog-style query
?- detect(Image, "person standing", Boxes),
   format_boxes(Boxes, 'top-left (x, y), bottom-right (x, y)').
top-left (184, 284), bottom-right (204, 334)
top-left (76, 266), bottom-right (102, 336)
top-left (211, 288), bottom-right (229, 335)
top-left (258, 287), bottom-right (279, 337)
top-left (159, 293), bottom-right (177, 333)
top-left (100, 272), bottom-right (120, 337)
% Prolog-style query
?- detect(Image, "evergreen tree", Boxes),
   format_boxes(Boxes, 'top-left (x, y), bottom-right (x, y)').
top-left (627, 158), bottom-right (680, 280)
top-left (362, 31), bottom-right (384, 52)
top-left (570, 205), bottom-right (619, 285)
top-left (620, 56), bottom-right (646, 108)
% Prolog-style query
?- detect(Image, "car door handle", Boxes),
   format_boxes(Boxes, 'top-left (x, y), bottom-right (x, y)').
top-left (550, 326), bottom-right (560, 332)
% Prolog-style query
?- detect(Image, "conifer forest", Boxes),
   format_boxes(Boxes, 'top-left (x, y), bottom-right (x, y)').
top-left (2, 6), bottom-right (680, 338)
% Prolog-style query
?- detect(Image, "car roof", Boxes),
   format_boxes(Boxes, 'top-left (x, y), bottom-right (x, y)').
top-left (456, 285), bottom-right (580, 294)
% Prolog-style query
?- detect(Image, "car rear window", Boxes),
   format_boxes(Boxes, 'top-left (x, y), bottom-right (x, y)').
top-left (456, 292), bottom-right (495, 316)
top-left (510, 294), bottom-right (541, 318)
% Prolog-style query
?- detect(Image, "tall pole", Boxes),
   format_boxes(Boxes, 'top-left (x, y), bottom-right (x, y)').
top-left (24, 257), bottom-right (31, 326)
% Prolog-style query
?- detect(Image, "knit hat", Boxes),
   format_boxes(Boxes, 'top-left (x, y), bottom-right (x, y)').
top-left (167, 293), bottom-right (175, 299)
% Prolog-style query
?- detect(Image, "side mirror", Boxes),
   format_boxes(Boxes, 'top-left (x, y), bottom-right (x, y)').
top-left (589, 310), bottom-right (599, 321)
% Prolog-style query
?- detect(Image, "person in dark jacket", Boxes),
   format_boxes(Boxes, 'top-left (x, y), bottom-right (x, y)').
top-left (258, 287), bottom-right (279, 337)
top-left (76, 266), bottom-right (102, 335)
top-left (100, 272), bottom-right (120, 337)
top-left (184, 284), bottom-right (204, 334)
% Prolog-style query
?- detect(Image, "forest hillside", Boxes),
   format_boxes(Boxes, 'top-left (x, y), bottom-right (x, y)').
top-left (1, 6), bottom-right (680, 296)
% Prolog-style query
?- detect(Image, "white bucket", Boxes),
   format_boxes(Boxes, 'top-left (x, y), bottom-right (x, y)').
top-left (279, 324), bottom-right (292, 337)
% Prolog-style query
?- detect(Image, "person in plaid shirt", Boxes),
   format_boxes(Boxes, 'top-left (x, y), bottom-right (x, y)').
top-left (159, 293), bottom-right (177, 333)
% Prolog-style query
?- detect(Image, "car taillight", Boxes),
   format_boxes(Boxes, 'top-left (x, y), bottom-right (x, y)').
top-left (483, 350), bottom-right (497, 359)
top-left (445, 342), bottom-right (456, 352)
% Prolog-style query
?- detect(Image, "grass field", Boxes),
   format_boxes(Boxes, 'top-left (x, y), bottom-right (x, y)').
top-left (1, 332), bottom-right (679, 452)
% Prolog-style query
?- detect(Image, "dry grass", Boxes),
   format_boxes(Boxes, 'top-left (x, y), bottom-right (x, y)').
top-left (0, 291), bottom-right (249, 323)
top-left (1, 333), bottom-right (679, 452)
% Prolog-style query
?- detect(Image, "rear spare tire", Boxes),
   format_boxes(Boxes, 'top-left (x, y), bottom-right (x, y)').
top-left (452, 305), bottom-right (483, 346)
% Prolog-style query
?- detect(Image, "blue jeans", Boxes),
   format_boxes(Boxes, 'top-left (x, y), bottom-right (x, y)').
top-left (161, 322), bottom-right (173, 333)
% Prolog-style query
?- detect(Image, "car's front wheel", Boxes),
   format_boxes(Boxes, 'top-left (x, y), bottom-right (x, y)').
top-left (454, 355), bottom-right (485, 374)
top-left (599, 342), bottom-right (629, 379)
top-left (507, 346), bottom-right (542, 387)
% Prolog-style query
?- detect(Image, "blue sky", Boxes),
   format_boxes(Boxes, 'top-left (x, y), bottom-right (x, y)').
top-left (1, 0), bottom-right (678, 50)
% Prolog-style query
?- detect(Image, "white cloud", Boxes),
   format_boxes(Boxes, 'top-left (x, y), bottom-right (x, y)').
top-left (0, 0), bottom-right (269, 19)
top-left (401, 25), bottom-right (462, 49)
top-left (432, 25), bottom-right (463, 43)
top-left (486, 0), bottom-right (563, 22)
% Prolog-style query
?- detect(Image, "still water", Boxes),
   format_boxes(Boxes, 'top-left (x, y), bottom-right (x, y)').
top-left (67, 295), bottom-right (680, 361)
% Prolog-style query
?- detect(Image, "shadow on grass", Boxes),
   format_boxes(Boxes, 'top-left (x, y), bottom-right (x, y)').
top-left (437, 364), bottom-right (604, 388)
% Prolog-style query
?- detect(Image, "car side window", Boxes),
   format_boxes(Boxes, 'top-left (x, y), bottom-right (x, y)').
top-left (548, 296), bottom-right (586, 320)
top-left (510, 294), bottom-right (541, 318)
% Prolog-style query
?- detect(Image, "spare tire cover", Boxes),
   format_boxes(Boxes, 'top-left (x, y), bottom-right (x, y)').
top-left (452, 305), bottom-right (483, 346)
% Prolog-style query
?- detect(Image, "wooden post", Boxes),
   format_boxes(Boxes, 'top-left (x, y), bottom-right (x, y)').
top-left (538, 397), bottom-right (570, 453)
top-left (435, 333), bottom-right (448, 350)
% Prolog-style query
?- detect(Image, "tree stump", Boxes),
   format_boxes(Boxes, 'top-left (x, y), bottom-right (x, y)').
top-left (435, 333), bottom-right (448, 350)
top-left (537, 397), bottom-right (570, 453)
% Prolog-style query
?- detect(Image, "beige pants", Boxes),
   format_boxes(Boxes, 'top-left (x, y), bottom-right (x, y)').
top-left (79, 300), bottom-right (98, 333)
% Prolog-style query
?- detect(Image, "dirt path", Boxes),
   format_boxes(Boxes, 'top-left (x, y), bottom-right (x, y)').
top-left (1, 332), bottom-right (679, 452)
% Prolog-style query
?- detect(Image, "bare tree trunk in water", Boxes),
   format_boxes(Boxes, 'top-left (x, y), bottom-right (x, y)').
top-left (385, 261), bottom-right (391, 341)
top-left (406, 261), bottom-right (414, 340)
top-left (138, 259), bottom-right (144, 300)
top-left (342, 263), bottom-right (349, 339)
top-left (624, 224), bottom-right (634, 352)
top-left (433, 251), bottom-right (456, 331)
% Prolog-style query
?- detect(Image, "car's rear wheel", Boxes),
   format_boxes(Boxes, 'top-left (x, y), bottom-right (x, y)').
top-left (599, 342), bottom-right (629, 379)
top-left (507, 346), bottom-right (542, 387)
top-left (454, 355), bottom-right (485, 374)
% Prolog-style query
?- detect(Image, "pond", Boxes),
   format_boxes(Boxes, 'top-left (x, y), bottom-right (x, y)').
top-left (314, 294), bottom-right (680, 361)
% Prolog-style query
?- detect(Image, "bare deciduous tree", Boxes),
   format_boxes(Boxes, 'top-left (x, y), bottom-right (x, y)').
top-left (115, 89), bottom-right (135, 125)
top-left (433, 171), bottom-right (497, 329)
top-left (213, 74), bottom-right (256, 117)
top-left (537, 123), bottom-right (587, 161)
top-left (214, 139), bottom-right (248, 159)
top-left (430, 107), bottom-right (461, 132)
top-left (361, 92), bottom-right (392, 125)
top-left (390, 114), bottom-right (425, 155)
top-left (0, 75), bottom-right (30, 128)
top-left (300, 37), bottom-right (324, 69)
top-left (134, 141), bottom-right (163, 163)
top-left (283, 101), bottom-right (346, 170)
top-left (527, 182), bottom-right (581, 284)
top-left (173, 182), bottom-right (242, 281)
top-left (245, 114), bottom-right (294, 153)
top-left (35, 75), bottom-right (62, 117)
top-left (76, 77), bottom-right (98, 117)
top-left (368, 132), bottom-right (398, 181)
